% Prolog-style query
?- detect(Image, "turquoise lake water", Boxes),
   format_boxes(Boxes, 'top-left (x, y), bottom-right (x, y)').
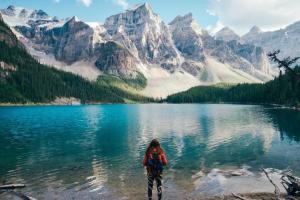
top-left (0, 104), bottom-right (300, 199)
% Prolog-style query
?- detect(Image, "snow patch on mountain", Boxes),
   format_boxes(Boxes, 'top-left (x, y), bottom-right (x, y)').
top-left (0, 5), bottom-right (55, 27)
top-left (141, 67), bottom-right (201, 98)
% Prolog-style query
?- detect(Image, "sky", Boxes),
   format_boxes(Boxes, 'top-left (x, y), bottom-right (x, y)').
top-left (1, 0), bottom-right (300, 35)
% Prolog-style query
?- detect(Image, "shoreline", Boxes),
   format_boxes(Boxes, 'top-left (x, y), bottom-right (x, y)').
top-left (0, 102), bottom-right (299, 110)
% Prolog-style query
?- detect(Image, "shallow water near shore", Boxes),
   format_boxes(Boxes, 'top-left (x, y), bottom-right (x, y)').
top-left (0, 104), bottom-right (300, 199)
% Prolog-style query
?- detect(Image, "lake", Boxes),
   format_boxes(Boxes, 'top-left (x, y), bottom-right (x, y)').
top-left (0, 104), bottom-right (300, 199)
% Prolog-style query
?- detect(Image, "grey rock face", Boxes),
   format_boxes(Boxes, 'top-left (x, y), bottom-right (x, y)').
top-left (225, 40), bottom-right (270, 74)
top-left (169, 14), bottom-right (271, 77)
top-left (19, 9), bottom-right (29, 18)
top-left (16, 16), bottom-right (94, 64)
top-left (205, 35), bottom-right (270, 75)
top-left (55, 17), bottom-right (94, 63)
top-left (1, 5), bottom-right (16, 17)
top-left (181, 61), bottom-right (204, 76)
top-left (215, 27), bottom-right (240, 42)
top-left (242, 22), bottom-right (300, 59)
top-left (104, 3), bottom-right (180, 69)
top-left (29, 9), bottom-right (49, 20)
top-left (242, 26), bottom-right (262, 42)
top-left (15, 15), bottom-right (141, 78)
top-left (169, 13), bottom-right (205, 61)
top-left (95, 41), bottom-right (138, 78)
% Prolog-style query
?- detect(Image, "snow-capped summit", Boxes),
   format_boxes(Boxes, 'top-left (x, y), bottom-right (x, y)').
top-left (64, 16), bottom-right (82, 26)
top-left (71, 16), bottom-right (80, 22)
top-left (29, 9), bottom-right (50, 20)
top-left (1, 5), bottom-right (18, 16)
top-left (0, 5), bottom-right (53, 27)
top-left (104, 1), bottom-right (180, 68)
top-left (215, 27), bottom-right (240, 42)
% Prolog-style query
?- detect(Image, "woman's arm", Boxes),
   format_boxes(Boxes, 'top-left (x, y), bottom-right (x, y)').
top-left (142, 154), bottom-right (148, 166)
top-left (161, 153), bottom-right (168, 166)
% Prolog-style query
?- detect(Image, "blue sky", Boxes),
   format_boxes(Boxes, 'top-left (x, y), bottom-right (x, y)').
top-left (1, 0), bottom-right (300, 35)
top-left (0, 0), bottom-right (217, 29)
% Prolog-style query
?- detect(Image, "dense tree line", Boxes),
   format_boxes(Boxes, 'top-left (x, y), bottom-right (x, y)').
top-left (166, 68), bottom-right (300, 107)
top-left (0, 40), bottom-right (126, 103)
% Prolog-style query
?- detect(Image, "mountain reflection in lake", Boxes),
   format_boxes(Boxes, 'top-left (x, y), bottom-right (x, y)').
top-left (0, 104), bottom-right (299, 199)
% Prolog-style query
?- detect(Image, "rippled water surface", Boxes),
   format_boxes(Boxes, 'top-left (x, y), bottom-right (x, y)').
top-left (0, 104), bottom-right (300, 199)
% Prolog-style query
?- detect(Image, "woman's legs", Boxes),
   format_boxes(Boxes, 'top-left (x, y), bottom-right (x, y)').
top-left (147, 175), bottom-right (163, 200)
top-left (155, 175), bottom-right (162, 200)
top-left (147, 176), bottom-right (154, 200)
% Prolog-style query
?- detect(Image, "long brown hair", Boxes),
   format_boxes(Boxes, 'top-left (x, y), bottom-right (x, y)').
top-left (145, 139), bottom-right (164, 155)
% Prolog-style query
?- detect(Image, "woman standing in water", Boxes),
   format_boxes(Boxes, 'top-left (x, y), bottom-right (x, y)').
top-left (143, 139), bottom-right (168, 200)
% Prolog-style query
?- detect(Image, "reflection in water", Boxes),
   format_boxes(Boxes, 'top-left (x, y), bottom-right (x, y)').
top-left (0, 105), bottom-right (300, 199)
top-left (265, 108), bottom-right (300, 142)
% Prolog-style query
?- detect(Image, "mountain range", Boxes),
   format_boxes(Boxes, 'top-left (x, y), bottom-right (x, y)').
top-left (1, 3), bottom-right (295, 98)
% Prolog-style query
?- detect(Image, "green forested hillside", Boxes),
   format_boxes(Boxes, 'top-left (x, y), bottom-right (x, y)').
top-left (166, 69), bottom-right (300, 107)
top-left (0, 18), bottom-right (153, 104)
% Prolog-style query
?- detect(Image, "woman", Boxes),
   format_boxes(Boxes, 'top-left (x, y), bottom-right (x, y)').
top-left (142, 139), bottom-right (168, 200)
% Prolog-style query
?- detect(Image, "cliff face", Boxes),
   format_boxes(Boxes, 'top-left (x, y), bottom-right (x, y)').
top-left (95, 41), bottom-right (138, 78)
top-left (169, 14), bottom-right (271, 79)
top-left (104, 3), bottom-right (181, 69)
top-left (242, 22), bottom-right (300, 59)
top-left (169, 13), bottom-right (205, 61)
top-left (15, 16), bottom-right (94, 64)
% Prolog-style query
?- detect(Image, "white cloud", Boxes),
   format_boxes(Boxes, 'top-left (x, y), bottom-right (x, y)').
top-left (206, 9), bottom-right (215, 16)
top-left (53, 0), bottom-right (60, 3)
top-left (208, 0), bottom-right (300, 35)
top-left (77, 0), bottom-right (93, 7)
top-left (114, 0), bottom-right (129, 10)
top-left (207, 20), bottom-right (224, 35)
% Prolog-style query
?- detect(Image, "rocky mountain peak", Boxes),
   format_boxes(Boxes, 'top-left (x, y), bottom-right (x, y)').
top-left (19, 8), bottom-right (30, 18)
top-left (242, 26), bottom-right (263, 41)
top-left (215, 26), bottom-right (240, 42)
top-left (29, 9), bottom-right (49, 20)
top-left (7, 5), bottom-right (16, 10)
top-left (104, 1), bottom-right (179, 67)
top-left (285, 21), bottom-right (300, 31)
top-left (170, 13), bottom-right (203, 35)
top-left (117, 2), bottom-right (159, 24)
top-left (171, 13), bottom-right (193, 24)
top-left (139, 2), bottom-right (151, 11)
top-left (249, 26), bottom-right (262, 34)
top-left (69, 16), bottom-right (80, 23)
top-left (169, 13), bottom-right (205, 61)
top-left (2, 5), bottom-right (17, 16)
top-left (127, 2), bottom-right (152, 13)
top-left (63, 16), bottom-right (87, 29)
